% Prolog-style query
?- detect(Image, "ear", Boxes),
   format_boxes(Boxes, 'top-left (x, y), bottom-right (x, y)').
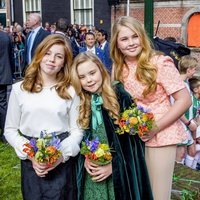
top-left (193, 87), bottom-right (198, 94)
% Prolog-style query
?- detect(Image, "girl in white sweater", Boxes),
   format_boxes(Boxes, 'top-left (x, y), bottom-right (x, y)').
top-left (4, 34), bottom-right (83, 200)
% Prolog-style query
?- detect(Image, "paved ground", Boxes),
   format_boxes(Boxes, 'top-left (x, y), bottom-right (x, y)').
top-left (171, 163), bottom-right (200, 200)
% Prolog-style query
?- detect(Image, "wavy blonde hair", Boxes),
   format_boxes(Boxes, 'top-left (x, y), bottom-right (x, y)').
top-left (71, 52), bottom-right (120, 129)
top-left (22, 34), bottom-right (73, 99)
top-left (110, 16), bottom-right (157, 97)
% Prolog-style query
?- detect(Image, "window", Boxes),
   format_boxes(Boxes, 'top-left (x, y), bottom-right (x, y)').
top-left (23, 0), bottom-right (41, 21)
top-left (0, 0), bottom-right (6, 9)
top-left (187, 12), bottom-right (200, 47)
top-left (72, 0), bottom-right (93, 27)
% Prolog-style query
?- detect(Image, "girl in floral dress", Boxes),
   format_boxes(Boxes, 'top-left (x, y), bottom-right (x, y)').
top-left (110, 16), bottom-right (191, 200)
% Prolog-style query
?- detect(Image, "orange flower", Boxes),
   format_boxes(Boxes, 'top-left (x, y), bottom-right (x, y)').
top-left (129, 117), bottom-right (138, 125)
top-left (147, 113), bottom-right (154, 120)
top-left (45, 146), bottom-right (57, 155)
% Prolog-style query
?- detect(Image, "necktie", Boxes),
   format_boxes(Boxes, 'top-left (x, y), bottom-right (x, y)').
top-left (27, 31), bottom-right (34, 64)
top-left (99, 44), bottom-right (102, 49)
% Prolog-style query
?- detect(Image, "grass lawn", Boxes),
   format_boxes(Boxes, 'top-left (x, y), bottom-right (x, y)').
top-left (0, 141), bottom-right (22, 200)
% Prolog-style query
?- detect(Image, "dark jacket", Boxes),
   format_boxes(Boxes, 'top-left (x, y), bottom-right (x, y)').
top-left (0, 31), bottom-right (13, 85)
top-left (102, 41), bottom-right (112, 73)
top-left (23, 27), bottom-right (50, 71)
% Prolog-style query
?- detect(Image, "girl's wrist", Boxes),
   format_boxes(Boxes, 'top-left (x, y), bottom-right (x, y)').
top-left (185, 120), bottom-right (191, 126)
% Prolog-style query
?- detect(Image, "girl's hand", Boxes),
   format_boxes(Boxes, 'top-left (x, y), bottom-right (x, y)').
top-left (140, 126), bottom-right (160, 142)
top-left (188, 119), bottom-right (198, 133)
top-left (91, 163), bottom-right (112, 182)
top-left (141, 131), bottom-right (156, 142)
top-left (84, 158), bottom-right (99, 175)
top-left (28, 157), bottom-right (48, 177)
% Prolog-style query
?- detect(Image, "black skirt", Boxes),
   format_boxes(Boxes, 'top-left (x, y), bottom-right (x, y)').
top-left (21, 132), bottom-right (77, 200)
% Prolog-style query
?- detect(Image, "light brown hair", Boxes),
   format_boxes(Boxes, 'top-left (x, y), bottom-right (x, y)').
top-left (110, 16), bottom-right (157, 97)
top-left (22, 34), bottom-right (73, 99)
top-left (71, 52), bottom-right (120, 128)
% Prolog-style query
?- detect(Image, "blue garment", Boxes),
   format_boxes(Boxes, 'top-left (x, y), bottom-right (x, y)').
top-left (79, 47), bottom-right (108, 72)
top-left (102, 41), bottom-right (112, 73)
top-left (23, 27), bottom-right (50, 71)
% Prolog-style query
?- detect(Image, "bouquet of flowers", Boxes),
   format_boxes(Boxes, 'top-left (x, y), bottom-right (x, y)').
top-left (23, 131), bottom-right (62, 166)
top-left (80, 137), bottom-right (112, 165)
top-left (116, 104), bottom-right (155, 137)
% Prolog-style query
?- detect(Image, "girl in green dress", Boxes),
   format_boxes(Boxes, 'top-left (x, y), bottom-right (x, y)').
top-left (71, 52), bottom-right (153, 200)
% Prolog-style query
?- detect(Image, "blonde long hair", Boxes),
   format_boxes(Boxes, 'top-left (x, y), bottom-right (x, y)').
top-left (110, 16), bottom-right (157, 97)
top-left (22, 34), bottom-right (73, 99)
top-left (71, 52), bottom-right (120, 129)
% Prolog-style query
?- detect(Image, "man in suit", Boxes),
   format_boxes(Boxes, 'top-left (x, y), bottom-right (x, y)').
top-left (79, 32), bottom-right (107, 70)
top-left (96, 29), bottom-right (112, 73)
top-left (0, 30), bottom-right (13, 141)
top-left (23, 13), bottom-right (50, 72)
top-left (54, 18), bottom-right (79, 58)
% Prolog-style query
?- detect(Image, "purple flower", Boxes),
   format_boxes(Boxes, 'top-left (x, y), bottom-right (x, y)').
top-left (137, 105), bottom-right (150, 113)
top-left (30, 138), bottom-right (38, 152)
top-left (49, 133), bottom-right (61, 149)
top-left (90, 137), bottom-right (100, 152)
top-left (85, 139), bottom-right (90, 146)
top-left (137, 105), bottom-right (145, 112)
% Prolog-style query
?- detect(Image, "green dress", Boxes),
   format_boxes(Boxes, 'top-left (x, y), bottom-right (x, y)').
top-left (83, 94), bottom-right (115, 200)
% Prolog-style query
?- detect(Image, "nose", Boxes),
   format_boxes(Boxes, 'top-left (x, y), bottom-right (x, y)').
top-left (48, 54), bottom-right (55, 62)
top-left (128, 38), bottom-right (134, 45)
top-left (86, 76), bottom-right (92, 83)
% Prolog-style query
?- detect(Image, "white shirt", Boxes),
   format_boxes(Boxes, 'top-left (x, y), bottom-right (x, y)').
top-left (4, 81), bottom-right (83, 161)
top-left (87, 46), bottom-right (96, 54)
top-left (99, 41), bottom-right (107, 50)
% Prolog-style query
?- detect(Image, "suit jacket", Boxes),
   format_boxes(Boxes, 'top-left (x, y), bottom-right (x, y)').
top-left (102, 41), bottom-right (112, 73)
top-left (23, 27), bottom-right (50, 71)
top-left (79, 46), bottom-right (107, 70)
top-left (0, 31), bottom-right (13, 85)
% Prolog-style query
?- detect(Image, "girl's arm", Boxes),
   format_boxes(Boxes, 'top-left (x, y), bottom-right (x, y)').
top-left (142, 87), bottom-right (191, 141)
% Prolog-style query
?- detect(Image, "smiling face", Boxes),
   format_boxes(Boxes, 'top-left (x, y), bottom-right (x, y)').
top-left (117, 26), bottom-right (142, 60)
top-left (77, 60), bottom-right (103, 93)
top-left (85, 33), bottom-right (96, 49)
top-left (40, 44), bottom-right (65, 80)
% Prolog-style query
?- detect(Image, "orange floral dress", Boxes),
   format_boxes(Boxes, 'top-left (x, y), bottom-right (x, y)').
top-left (123, 55), bottom-right (187, 147)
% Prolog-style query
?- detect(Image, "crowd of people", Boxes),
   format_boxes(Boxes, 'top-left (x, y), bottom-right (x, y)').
top-left (0, 13), bottom-right (200, 200)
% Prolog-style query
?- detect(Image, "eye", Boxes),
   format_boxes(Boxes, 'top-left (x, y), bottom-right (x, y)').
top-left (79, 76), bottom-right (85, 79)
top-left (120, 38), bottom-right (127, 41)
top-left (132, 34), bottom-right (138, 39)
top-left (56, 55), bottom-right (63, 59)
top-left (45, 51), bottom-right (50, 55)
top-left (90, 70), bottom-right (96, 75)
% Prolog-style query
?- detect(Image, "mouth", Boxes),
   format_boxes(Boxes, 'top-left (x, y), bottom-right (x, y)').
top-left (46, 64), bottom-right (55, 68)
top-left (87, 83), bottom-right (96, 88)
top-left (127, 47), bottom-right (137, 51)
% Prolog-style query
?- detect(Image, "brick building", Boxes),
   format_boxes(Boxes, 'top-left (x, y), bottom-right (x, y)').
top-left (2, 0), bottom-right (200, 61)
top-left (112, 0), bottom-right (200, 61)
